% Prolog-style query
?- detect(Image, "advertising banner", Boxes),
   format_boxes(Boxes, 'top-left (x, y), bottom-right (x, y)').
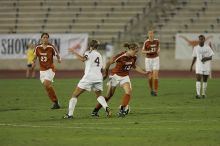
top-left (0, 33), bottom-right (88, 59)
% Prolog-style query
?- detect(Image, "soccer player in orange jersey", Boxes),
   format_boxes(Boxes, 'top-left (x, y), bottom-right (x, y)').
top-left (32, 33), bottom-right (61, 109)
top-left (142, 30), bottom-right (160, 96)
top-left (91, 42), bottom-right (148, 117)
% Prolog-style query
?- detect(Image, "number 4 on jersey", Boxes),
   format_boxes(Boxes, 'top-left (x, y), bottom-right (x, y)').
top-left (94, 57), bottom-right (100, 66)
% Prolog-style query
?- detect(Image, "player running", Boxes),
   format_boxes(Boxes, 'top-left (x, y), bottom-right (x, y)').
top-left (32, 33), bottom-right (61, 109)
top-left (63, 40), bottom-right (111, 119)
top-left (91, 42), bottom-right (148, 117)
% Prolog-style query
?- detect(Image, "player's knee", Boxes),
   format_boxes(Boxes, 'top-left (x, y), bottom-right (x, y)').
top-left (148, 74), bottom-right (153, 78)
top-left (125, 89), bottom-right (132, 95)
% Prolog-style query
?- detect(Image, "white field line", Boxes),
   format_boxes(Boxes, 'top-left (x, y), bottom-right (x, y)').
top-left (0, 119), bottom-right (218, 131)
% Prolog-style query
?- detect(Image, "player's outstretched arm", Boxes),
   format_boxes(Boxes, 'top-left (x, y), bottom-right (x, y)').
top-left (68, 48), bottom-right (87, 62)
top-left (134, 65), bottom-right (149, 75)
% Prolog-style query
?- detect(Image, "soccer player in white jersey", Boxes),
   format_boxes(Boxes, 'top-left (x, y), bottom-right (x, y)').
top-left (63, 40), bottom-right (111, 119)
top-left (190, 35), bottom-right (214, 99)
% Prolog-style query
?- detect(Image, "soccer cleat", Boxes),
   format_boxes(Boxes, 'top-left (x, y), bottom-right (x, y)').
top-left (118, 109), bottom-right (126, 117)
top-left (150, 91), bottom-right (154, 96)
top-left (151, 91), bottom-right (157, 96)
top-left (105, 107), bottom-right (112, 117)
top-left (63, 114), bottom-right (73, 119)
top-left (202, 95), bottom-right (206, 98)
top-left (195, 95), bottom-right (201, 99)
top-left (91, 111), bottom-right (99, 117)
top-left (119, 105), bottom-right (130, 115)
top-left (51, 103), bottom-right (60, 109)
top-left (124, 108), bottom-right (130, 115)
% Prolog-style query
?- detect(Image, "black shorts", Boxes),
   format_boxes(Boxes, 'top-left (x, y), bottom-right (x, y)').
top-left (27, 64), bottom-right (32, 68)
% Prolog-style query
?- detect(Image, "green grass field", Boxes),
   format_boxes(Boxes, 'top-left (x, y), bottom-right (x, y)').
top-left (0, 78), bottom-right (220, 146)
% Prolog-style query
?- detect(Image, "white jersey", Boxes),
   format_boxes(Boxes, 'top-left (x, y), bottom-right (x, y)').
top-left (192, 44), bottom-right (214, 74)
top-left (80, 50), bottom-right (103, 82)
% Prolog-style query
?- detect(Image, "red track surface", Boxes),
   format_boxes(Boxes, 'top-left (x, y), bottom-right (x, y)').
top-left (0, 70), bottom-right (219, 79)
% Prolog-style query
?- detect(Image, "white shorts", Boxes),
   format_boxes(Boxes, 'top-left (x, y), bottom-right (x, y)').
top-left (40, 69), bottom-right (55, 83)
top-left (195, 69), bottom-right (210, 75)
top-left (78, 81), bottom-right (103, 92)
top-left (107, 74), bottom-right (131, 88)
top-left (195, 63), bottom-right (210, 75)
top-left (145, 57), bottom-right (160, 72)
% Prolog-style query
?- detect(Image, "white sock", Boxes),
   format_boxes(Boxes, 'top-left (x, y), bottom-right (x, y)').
top-left (202, 82), bottom-right (207, 95)
top-left (196, 81), bottom-right (201, 96)
top-left (120, 105), bottom-right (129, 110)
top-left (68, 97), bottom-right (77, 116)
top-left (97, 96), bottom-right (108, 110)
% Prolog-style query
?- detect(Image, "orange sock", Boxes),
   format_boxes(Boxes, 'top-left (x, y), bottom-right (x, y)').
top-left (46, 86), bottom-right (58, 102)
top-left (148, 78), bottom-right (153, 91)
top-left (154, 79), bottom-right (158, 92)
top-left (122, 94), bottom-right (130, 107)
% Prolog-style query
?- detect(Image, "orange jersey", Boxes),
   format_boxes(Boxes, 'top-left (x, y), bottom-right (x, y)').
top-left (111, 51), bottom-right (137, 76)
top-left (34, 44), bottom-right (58, 71)
top-left (143, 39), bottom-right (160, 58)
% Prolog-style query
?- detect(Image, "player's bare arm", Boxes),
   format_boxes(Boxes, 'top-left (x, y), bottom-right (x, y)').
top-left (68, 48), bottom-right (87, 62)
top-left (157, 45), bottom-right (160, 54)
top-left (133, 65), bottom-right (149, 75)
top-left (201, 56), bottom-right (212, 63)
top-left (53, 46), bottom-right (61, 63)
top-left (142, 50), bottom-right (152, 54)
top-left (190, 57), bottom-right (196, 71)
top-left (56, 54), bottom-right (61, 63)
top-left (103, 57), bottom-right (114, 80)
top-left (141, 44), bottom-right (151, 54)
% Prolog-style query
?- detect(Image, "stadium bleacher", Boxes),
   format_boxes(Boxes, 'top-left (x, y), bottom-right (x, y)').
top-left (0, 0), bottom-right (220, 46)
top-left (0, 0), bottom-right (219, 71)
top-left (0, 0), bottom-right (151, 43)
top-left (150, 0), bottom-right (220, 49)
